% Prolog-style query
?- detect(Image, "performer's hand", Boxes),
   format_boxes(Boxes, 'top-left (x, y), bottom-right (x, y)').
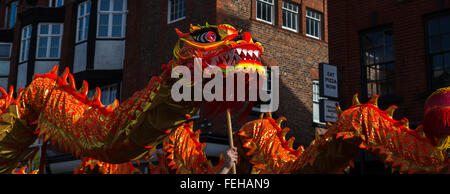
top-left (218, 147), bottom-right (238, 174)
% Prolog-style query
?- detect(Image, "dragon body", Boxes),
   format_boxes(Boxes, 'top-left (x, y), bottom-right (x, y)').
top-left (0, 23), bottom-right (448, 174)
top-left (235, 94), bottom-right (449, 174)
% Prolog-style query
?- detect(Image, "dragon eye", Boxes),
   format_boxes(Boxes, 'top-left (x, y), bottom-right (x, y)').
top-left (206, 31), bottom-right (216, 42)
top-left (193, 30), bottom-right (219, 43)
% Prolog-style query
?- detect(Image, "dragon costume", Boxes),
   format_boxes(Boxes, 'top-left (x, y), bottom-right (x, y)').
top-left (0, 23), bottom-right (448, 174)
top-left (0, 23), bottom-right (265, 174)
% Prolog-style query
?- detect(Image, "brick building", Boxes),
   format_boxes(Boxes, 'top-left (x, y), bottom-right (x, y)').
top-left (329, 0), bottom-right (450, 128)
top-left (328, 0), bottom-right (450, 173)
top-left (0, 0), bottom-right (328, 173)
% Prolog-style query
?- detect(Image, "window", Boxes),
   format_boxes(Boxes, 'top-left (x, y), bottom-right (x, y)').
top-left (97, 0), bottom-right (127, 38)
top-left (360, 27), bottom-right (395, 98)
top-left (19, 25), bottom-right (32, 63)
top-left (167, 0), bottom-right (186, 24)
top-left (306, 9), bottom-right (322, 40)
top-left (256, 0), bottom-right (274, 24)
top-left (0, 43), bottom-right (11, 58)
top-left (4, 1), bottom-right (18, 28)
top-left (36, 23), bottom-right (63, 59)
top-left (0, 43), bottom-right (11, 90)
top-left (313, 80), bottom-right (323, 124)
top-left (88, 83), bottom-right (119, 105)
top-left (426, 13), bottom-right (450, 89)
top-left (77, 1), bottom-right (91, 42)
top-left (282, 1), bottom-right (298, 32)
top-left (49, 0), bottom-right (64, 7)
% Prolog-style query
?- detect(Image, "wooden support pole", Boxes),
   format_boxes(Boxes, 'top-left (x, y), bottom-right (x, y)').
top-left (226, 109), bottom-right (237, 174)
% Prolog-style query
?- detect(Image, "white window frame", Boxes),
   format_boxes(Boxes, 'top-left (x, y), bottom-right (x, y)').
top-left (306, 9), bottom-right (322, 40)
top-left (36, 23), bottom-right (64, 59)
top-left (313, 80), bottom-right (327, 124)
top-left (167, 0), bottom-right (186, 24)
top-left (19, 25), bottom-right (32, 63)
top-left (256, 0), bottom-right (275, 25)
top-left (49, 0), bottom-right (64, 7)
top-left (97, 0), bottom-right (128, 38)
top-left (76, 1), bottom-right (91, 43)
top-left (282, 1), bottom-right (299, 32)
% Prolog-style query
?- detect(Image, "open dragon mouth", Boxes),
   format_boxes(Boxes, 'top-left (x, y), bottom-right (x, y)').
top-left (203, 44), bottom-right (265, 76)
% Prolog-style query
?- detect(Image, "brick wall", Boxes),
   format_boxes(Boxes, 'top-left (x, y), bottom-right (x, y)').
top-left (329, 0), bottom-right (450, 126)
top-left (214, 0), bottom-right (329, 146)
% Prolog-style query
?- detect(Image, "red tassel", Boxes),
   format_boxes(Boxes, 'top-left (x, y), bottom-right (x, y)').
top-left (423, 107), bottom-right (450, 140)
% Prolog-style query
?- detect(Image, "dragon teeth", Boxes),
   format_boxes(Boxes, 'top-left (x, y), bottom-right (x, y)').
top-left (236, 48), bottom-right (242, 55)
top-left (254, 50), bottom-right (260, 58)
top-left (248, 50), bottom-right (253, 57)
top-left (242, 49), bottom-right (248, 56)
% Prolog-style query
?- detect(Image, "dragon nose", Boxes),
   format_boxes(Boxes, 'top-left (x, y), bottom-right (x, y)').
top-left (232, 31), bottom-right (254, 43)
top-left (242, 32), bottom-right (253, 42)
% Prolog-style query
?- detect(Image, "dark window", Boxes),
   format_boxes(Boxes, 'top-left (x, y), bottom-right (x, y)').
top-left (360, 27), bottom-right (395, 98)
top-left (0, 43), bottom-right (11, 90)
top-left (426, 12), bottom-right (450, 89)
top-left (168, 0), bottom-right (186, 23)
top-left (4, 1), bottom-right (18, 28)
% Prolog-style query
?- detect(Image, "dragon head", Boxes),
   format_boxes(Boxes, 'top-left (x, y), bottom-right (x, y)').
top-left (168, 23), bottom-right (265, 77)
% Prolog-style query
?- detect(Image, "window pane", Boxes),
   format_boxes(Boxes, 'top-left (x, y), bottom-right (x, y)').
top-left (445, 53), bottom-right (450, 72)
top-left (112, 26), bottom-right (121, 37)
top-left (9, 2), bottom-right (17, 28)
top-left (429, 36), bottom-right (441, 53)
top-left (287, 12), bottom-right (292, 28)
top-left (257, 2), bottom-right (261, 19)
top-left (99, 14), bottom-right (109, 25)
top-left (0, 44), bottom-right (11, 58)
top-left (40, 24), bottom-right (49, 34)
top-left (98, 26), bottom-right (108, 37)
top-left (86, 1), bottom-right (91, 14)
top-left (52, 24), bottom-right (61, 34)
top-left (433, 55), bottom-right (443, 78)
top-left (57, 0), bottom-right (64, 7)
top-left (38, 48), bottom-right (47, 58)
top-left (439, 15), bottom-right (450, 34)
top-left (262, 3), bottom-right (267, 20)
top-left (113, 0), bottom-right (124, 11)
top-left (50, 48), bottom-right (59, 58)
top-left (38, 37), bottom-right (48, 58)
top-left (427, 19), bottom-right (439, 36)
top-left (0, 61), bottom-right (10, 76)
top-left (113, 14), bottom-right (122, 25)
top-left (51, 37), bottom-right (60, 47)
top-left (442, 34), bottom-right (450, 51)
top-left (282, 11), bottom-right (286, 27)
top-left (0, 78), bottom-right (8, 90)
top-left (84, 17), bottom-right (90, 40)
top-left (100, 0), bottom-right (110, 11)
top-left (112, 15), bottom-right (122, 37)
top-left (78, 19), bottom-right (84, 41)
top-left (98, 14), bottom-right (109, 37)
top-left (79, 3), bottom-right (85, 16)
